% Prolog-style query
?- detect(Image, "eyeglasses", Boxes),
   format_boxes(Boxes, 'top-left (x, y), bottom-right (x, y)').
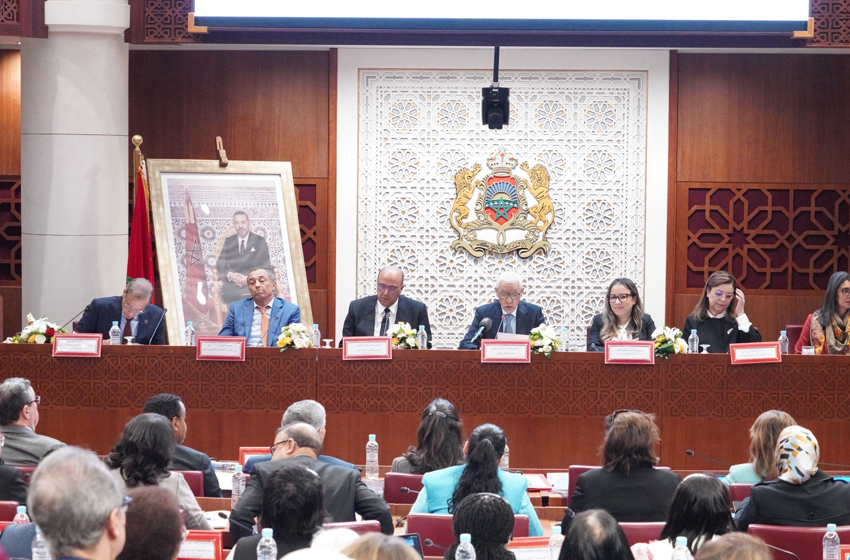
top-left (377, 283), bottom-right (400, 294)
top-left (270, 438), bottom-right (290, 455)
top-left (608, 294), bottom-right (634, 303)
top-left (122, 302), bottom-right (146, 315)
top-left (497, 292), bottom-right (521, 301)
top-left (612, 409), bottom-right (643, 419)
top-left (0, 434), bottom-right (5, 447)
top-left (712, 291), bottom-right (734, 300)
top-left (840, 288), bottom-right (850, 297)
top-left (27, 396), bottom-right (41, 406)
top-left (119, 495), bottom-right (132, 511)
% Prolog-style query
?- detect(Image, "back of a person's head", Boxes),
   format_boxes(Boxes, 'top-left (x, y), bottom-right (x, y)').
top-left (445, 493), bottom-right (515, 560)
top-left (694, 532), bottom-right (771, 560)
top-left (278, 422), bottom-right (324, 455)
top-left (261, 464), bottom-right (325, 541)
top-left (341, 533), bottom-right (420, 560)
top-left (558, 510), bottom-right (634, 560)
top-left (282, 400), bottom-right (326, 431)
top-left (118, 486), bottom-right (184, 560)
top-left (450, 424), bottom-right (505, 512)
top-left (142, 394), bottom-right (183, 421)
top-left (602, 410), bottom-right (658, 475)
top-left (0, 377), bottom-right (30, 425)
top-left (660, 474), bottom-right (733, 555)
top-left (105, 413), bottom-right (176, 487)
top-left (749, 410), bottom-right (795, 480)
top-left (404, 398), bottom-right (464, 474)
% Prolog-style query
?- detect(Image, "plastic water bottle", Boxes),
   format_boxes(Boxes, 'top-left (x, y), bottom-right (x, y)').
top-left (311, 324), bottom-right (321, 348)
top-left (109, 321), bottom-right (121, 345)
top-left (417, 325), bottom-right (428, 349)
top-left (824, 523), bottom-right (840, 560)
top-left (499, 443), bottom-right (510, 470)
top-left (184, 322), bottom-right (195, 346)
top-left (32, 525), bottom-right (51, 560)
top-left (231, 465), bottom-right (245, 509)
top-left (257, 528), bottom-right (277, 560)
top-left (560, 328), bottom-right (569, 352)
top-left (365, 434), bottom-right (379, 480)
top-left (13, 505), bottom-right (29, 524)
top-left (687, 329), bottom-right (699, 354)
top-left (672, 536), bottom-right (692, 560)
top-left (455, 533), bottom-right (476, 560)
top-left (779, 330), bottom-right (789, 354)
top-left (548, 525), bottom-right (564, 560)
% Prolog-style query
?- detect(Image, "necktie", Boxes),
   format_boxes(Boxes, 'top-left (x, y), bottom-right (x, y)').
top-left (240, 239), bottom-right (246, 255)
top-left (506, 314), bottom-right (515, 334)
top-left (122, 318), bottom-right (133, 343)
top-left (257, 305), bottom-right (270, 346)
top-left (379, 308), bottom-right (391, 336)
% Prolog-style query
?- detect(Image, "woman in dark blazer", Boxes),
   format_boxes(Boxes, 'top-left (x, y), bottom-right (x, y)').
top-left (0, 434), bottom-right (27, 504)
top-left (682, 271), bottom-right (761, 353)
top-left (588, 278), bottom-right (656, 351)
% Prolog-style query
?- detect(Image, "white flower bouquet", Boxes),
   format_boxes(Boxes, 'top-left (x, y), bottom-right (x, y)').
top-left (4, 313), bottom-right (67, 344)
top-left (651, 325), bottom-right (688, 358)
top-left (387, 322), bottom-right (418, 349)
top-left (277, 322), bottom-right (313, 351)
top-left (529, 324), bottom-right (562, 357)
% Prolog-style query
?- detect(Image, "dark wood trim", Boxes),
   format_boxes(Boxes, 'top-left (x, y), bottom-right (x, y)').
top-left (327, 47), bottom-right (337, 339)
top-left (0, 23), bottom-right (21, 36)
top-left (665, 50), bottom-right (678, 327)
top-left (126, 0), bottom-right (145, 44)
top-left (20, 0), bottom-right (46, 38)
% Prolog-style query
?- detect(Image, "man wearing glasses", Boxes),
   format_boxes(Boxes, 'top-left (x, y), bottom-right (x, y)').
top-left (75, 277), bottom-right (167, 344)
top-left (0, 377), bottom-right (65, 466)
top-left (340, 265), bottom-right (432, 347)
top-left (459, 271), bottom-right (546, 349)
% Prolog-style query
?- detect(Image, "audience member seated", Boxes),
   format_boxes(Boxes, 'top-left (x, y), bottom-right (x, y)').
top-left (631, 474), bottom-right (733, 560)
top-left (230, 423), bottom-right (392, 544)
top-left (724, 410), bottom-right (795, 486)
top-left (410, 423), bottom-right (543, 536)
top-left (341, 533), bottom-right (420, 560)
top-left (0, 433), bottom-right (27, 503)
top-left (563, 410), bottom-right (679, 526)
top-left (693, 533), bottom-right (771, 560)
top-left (735, 425), bottom-right (850, 530)
top-left (310, 528), bottom-right (360, 553)
top-left (682, 271), bottom-right (761, 353)
top-left (0, 377), bottom-right (64, 466)
top-left (558, 509), bottom-right (634, 560)
top-left (391, 398), bottom-right (464, 474)
top-left (588, 278), bottom-right (656, 351)
top-left (795, 271), bottom-right (850, 354)
top-left (118, 486), bottom-right (186, 560)
top-left (445, 493), bottom-right (515, 560)
top-left (104, 413), bottom-right (212, 530)
top-left (143, 393), bottom-right (222, 497)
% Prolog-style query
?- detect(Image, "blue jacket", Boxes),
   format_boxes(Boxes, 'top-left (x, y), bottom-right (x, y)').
top-left (409, 464), bottom-right (544, 536)
top-left (458, 300), bottom-right (546, 349)
top-left (244, 452), bottom-right (357, 475)
top-left (218, 297), bottom-right (301, 346)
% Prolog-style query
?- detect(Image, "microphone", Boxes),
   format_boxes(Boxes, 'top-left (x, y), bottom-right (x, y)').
top-left (817, 461), bottom-right (850, 468)
top-left (685, 450), bottom-right (732, 467)
top-left (400, 487), bottom-right (420, 495)
top-left (498, 315), bottom-right (505, 333)
top-left (148, 308), bottom-right (167, 345)
top-left (61, 305), bottom-right (89, 331)
top-left (218, 512), bottom-right (257, 535)
top-left (470, 317), bottom-right (492, 345)
top-left (765, 544), bottom-right (801, 560)
top-left (423, 539), bottom-right (447, 551)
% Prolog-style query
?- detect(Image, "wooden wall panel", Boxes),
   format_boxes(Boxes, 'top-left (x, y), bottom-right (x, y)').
top-left (0, 50), bottom-right (20, 176)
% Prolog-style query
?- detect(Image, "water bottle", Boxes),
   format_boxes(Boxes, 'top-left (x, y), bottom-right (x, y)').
top-left (687, 329), bottom-right (699, 354)
top-left (231, 465), bottom-right (245, 509)
top-left (365, 434), bottom-right (379, 480)
top-left (548, 525), bottom-right (564, 560)
top-left (109, 321), bottom-right (121, 345)
top-left (13, 505), bottom-right (29, 524)
top-left (824, 523), bottom-right (840, 560)
top-left (417, 325), bottom-right (428, 349)
top-left (184, 322), bottom-right (195, 346)
top-left (32, 525), bottom-right (51, 560)
top-left (499, 443), bottom-right (510, 470)
top-left (779, 330), bottom-right (789, 354)
top-left (455, 533), bottom-right (476, 560)
top-left (257, 528), bottom-right (277, 560)
top-left (672, 536), bottom-right (692, 560)
top-left (560, 328), bottom-right (569, 352)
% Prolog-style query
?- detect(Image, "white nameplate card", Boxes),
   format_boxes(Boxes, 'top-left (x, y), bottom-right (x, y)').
top-left (481, 339), bottom-right (531, 363)
top-left (342, 337), bottom-right (392, 360)
top-left (178, 531), bottom-right (222, 560)
top-left (604, 340), bottom-right (655, 364)
top-left (506, 537), bottom-right (550, 560)
top-left (52, 333), bottom-right (102, 357)
top-left (729, 342), bottom-right (781, 364)
top-left (196, 336), bottom-right (246, 361)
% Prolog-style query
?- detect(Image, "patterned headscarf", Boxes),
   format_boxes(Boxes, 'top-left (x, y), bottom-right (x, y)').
top-left (775, 425), bottom-right (819, 485)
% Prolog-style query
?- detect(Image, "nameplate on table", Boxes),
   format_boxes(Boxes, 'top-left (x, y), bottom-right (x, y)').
top-left (178, 531), bottom-right (222, 560)
top-left (342, 337), bottom-right (392, 360)
top-left (506, 537), bottom-right (550, 560)
top-left (52, 333), bottom-right (102, 357)
top-left (604, 340), bottom-right (655, 364)
top-left (729, 342), bottom-right (781, 364)
top-left (481, 340), bottom-right (531, 363)
top-left (196, 336), bottom-right (246, 361)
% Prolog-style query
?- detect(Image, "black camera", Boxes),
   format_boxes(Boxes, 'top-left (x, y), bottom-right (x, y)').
top-left (481, 86), bottom-right (510, 130)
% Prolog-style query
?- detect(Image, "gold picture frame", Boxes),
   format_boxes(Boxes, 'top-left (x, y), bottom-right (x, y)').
top-left (147, 159), bottom-right (312, 345)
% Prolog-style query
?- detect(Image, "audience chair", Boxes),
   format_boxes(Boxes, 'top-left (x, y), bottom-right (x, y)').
top-left (174, 470), bottom-right (204, 498)
top-left (323, 520), bottom-right (382, 535)
top-left (0, 502), bottom-right (19, 522)
top-left (383, 472), bottom-right (424, 504)
top-left (566, 464), bottom-right (672, 507)
top-left (15, 466), bottom-right (35, 486)
top-left (785, 324), bottom-right (804, 351)
top-left (407, 513), bottom-right (529, 557)
top-left (748, 524), bottom-right (850, 560)
top-left (729, 483), bottom-right (754, 504)
top-left (619, 522), bottom-right (665, 546)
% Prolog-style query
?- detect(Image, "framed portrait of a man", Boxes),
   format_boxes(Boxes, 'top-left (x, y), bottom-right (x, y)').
top-left (147, 159), bottom-right (312, 344)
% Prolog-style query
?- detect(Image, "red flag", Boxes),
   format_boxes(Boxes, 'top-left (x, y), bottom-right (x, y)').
top-left (126, 162), bottom-right (155, 302)
top-left (183, 192), bottom-right (214, 323)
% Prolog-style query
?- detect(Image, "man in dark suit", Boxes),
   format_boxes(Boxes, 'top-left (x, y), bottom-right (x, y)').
top-left (230, 423), bottom-right (393, 544)
top-left (459, 271), bottom-right (546, 349)
top-left (341, 265), bottom-right (432, 347)
top-left (143, 393), bottom-right (222, 498)
top-left (0, 377), bottom-right (65, 466)
top-left (215, 211), bottom-right (272, 304)
top-left (75, 277), bottom-right (166, 345)
top-left (219, 267), bottom-right (301, 346)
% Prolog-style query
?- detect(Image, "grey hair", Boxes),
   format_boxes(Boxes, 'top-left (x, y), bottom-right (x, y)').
top-left (125, 278), bottom-right (154, 301)
top-left (282, 400), bottom-right (326, 430)
top-left (29, 447), bottom-right (123, 558)
top-left (494, 272), bottom-right (523, 290)
top-left (0, 377), bottom-right (32, 425)
top-left (248, 267), bottom-right (276, 283)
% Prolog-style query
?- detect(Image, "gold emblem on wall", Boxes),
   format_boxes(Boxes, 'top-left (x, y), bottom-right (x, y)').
top-left (450, 150), bottom-right (555, 258)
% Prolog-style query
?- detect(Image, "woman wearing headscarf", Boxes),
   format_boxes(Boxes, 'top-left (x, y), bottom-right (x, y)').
top-left (735, 425), bottom-right (850, 531)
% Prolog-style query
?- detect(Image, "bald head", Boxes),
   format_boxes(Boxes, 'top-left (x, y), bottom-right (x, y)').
top-left (272, 422), bottom-right (324, 460)
top-left (376, 266), bottom-right (405, 308)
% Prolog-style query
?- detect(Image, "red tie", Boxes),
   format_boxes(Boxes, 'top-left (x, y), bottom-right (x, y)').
top-left (122, 319), bottom-right (133, 343)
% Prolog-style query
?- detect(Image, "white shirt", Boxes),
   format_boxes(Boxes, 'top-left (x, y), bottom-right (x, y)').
top-left (374, 299), bottom-right (400, 336)
top-left (247, 304), bottom-right (270, 347)
top-left (615, 324), bottom-right (631, 340)
top-left (708, 311), bottom-right (752, 332)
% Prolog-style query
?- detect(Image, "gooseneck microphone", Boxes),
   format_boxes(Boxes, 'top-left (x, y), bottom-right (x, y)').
top-left (685, 450), bottom-right (732, 467)
top-left (148, 308), bottom-right (167, 345)
top-left (765, 544), bottom-right (801, 560)
top-left (61, 305), bottom-right (90, 331)
top-left (400, 487), bottom-right (420, 495)
top-left (423, 539), bottom-right (447, 551)
top-left (470, 317), bottom-right (492, 345)
top-left (218, 512), bottom-right (257, 535)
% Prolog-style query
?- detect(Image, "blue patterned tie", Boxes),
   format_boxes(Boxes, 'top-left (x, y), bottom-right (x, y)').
top-left (506, 314), bottom-right (515, 334)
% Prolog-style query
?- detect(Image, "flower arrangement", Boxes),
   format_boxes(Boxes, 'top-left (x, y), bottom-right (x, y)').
top-left (651, 326), bottom-right (688, 358)
top-left (387, 322), bottom-right (419, 349)
top-left (529, 324), bottom-right (562, 357)
top-left (4, 314), bottom-right (67, 344)
top-left (277, 322), bottom-right (313, 351)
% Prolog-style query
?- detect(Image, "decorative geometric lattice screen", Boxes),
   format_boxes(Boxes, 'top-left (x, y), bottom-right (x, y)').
top-left (357, 70), bottom-right (648, 349)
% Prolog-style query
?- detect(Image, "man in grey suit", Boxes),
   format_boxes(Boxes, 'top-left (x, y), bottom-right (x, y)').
top-left (0, 378), bottom-right (64, 466)
top-left (341, 265), bottom-right (432, 347)
top-left (229, 423), bottom-right (393, 544)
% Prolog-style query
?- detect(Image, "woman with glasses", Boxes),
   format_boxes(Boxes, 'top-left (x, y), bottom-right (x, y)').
top-left (795, 271), bottom-right (850, 354)
top-left (588, 278), bottom-right (656, 351)
top-left (682, 271), bottom-right (761, 353)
